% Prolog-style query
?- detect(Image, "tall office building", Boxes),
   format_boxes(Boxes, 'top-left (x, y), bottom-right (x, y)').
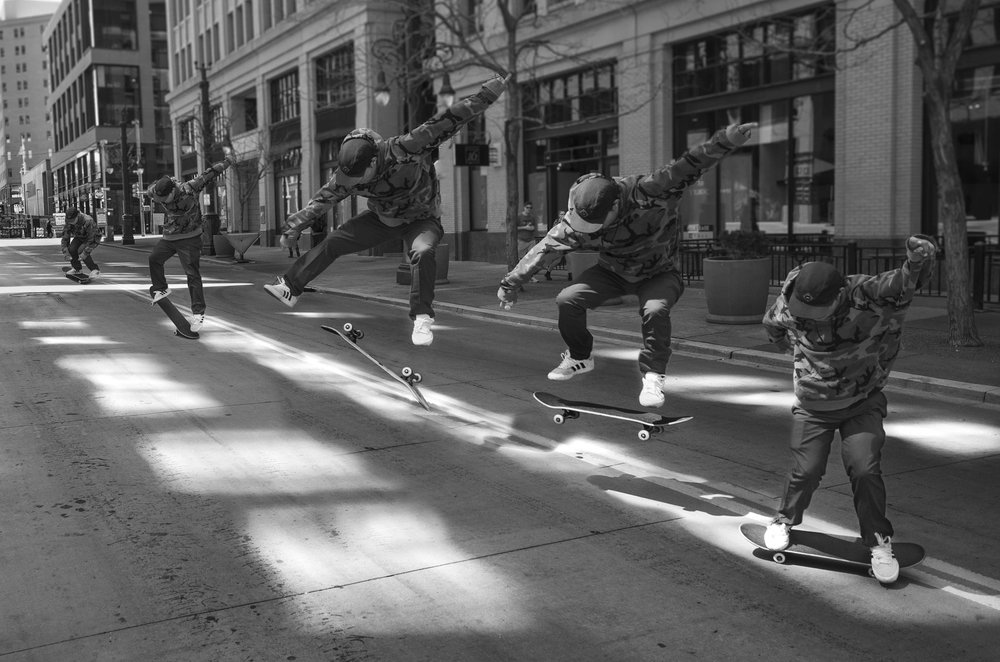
top-left (0, 0), bottom-right (58, 216)
top-left (44, 0), bottom-right (170, 232)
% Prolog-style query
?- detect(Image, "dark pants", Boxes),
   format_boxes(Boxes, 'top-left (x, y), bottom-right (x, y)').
top-left (774, 390), bottom-right (893, 547)
top-left (555, 265), bottom-right (684, 374)
top-left (148, 235), bottom-right (205, 315)
top-left (68, 238), bottom-right (99, 272)
top-left (284, 211), bottom-right (443, 319)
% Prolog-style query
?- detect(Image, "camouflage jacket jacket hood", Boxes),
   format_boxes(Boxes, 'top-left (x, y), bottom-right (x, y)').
top-left (60, 213), bottom-right (100, 252)
top-left (503, 128), bottom-right (740, 285)
top-left (284, 81), bottom-right (503, 234)
top-left (763, 258), bottom-right (934, 410)
top-left (147, 162), bottom-right (229, 237)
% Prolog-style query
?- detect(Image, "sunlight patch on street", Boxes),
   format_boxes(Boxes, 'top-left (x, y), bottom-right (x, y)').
top-left (140, 429), bottom-right (393, 495)
top-left (245, 503), bottom-right (533, 634)
top-left (55, 353), bottom-right (220, 414)
top-left (885, 420), bottom-right (999, 455)
top-left (34, 336), bottom-right (123, 345)
top-left (19, 318), bottom-right (87, 329)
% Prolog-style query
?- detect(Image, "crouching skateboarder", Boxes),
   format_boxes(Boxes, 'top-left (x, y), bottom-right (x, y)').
top-left (264, 73), bottom-right (509, 346)
top-left (760, 234), bottom-right (939, 584)
top-left (60, 207), bottom-right (101, 279)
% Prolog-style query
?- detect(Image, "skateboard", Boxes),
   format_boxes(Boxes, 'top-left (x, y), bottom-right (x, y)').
top-left (740, 522), bottom-right (925, 580)
top-left (532, 391), bottom-right (692, 441)
top-left (153, 297), bottom-right (199, 339)
top-left (62, 266), bottom-right (91, 284)
top-left (322, 323), bottom-right (431, 411)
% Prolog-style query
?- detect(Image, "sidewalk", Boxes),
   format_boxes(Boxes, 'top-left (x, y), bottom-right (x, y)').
top-left (104, 235), bottom-right (1000, 405)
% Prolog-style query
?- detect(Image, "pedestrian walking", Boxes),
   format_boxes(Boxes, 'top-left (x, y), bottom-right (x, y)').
top-left (264, 73), bottom-right (509, 346)
top-left (60, 207), bottom-right (101, 279)
top-left (497, 123), bottom-right (755, 407)
top-left (146, 151), bottom-right (236, 332)
top-left (759, 234), bottom-right (939, 584)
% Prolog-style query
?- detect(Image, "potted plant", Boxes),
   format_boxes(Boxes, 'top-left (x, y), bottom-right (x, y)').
top-left (703, 229), bottom-right (773, 324)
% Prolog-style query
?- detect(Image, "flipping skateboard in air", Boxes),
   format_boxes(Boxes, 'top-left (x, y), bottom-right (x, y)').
top-left (62, 266), bottom-right (92, 284)
top-left (322, 324), bottom-right (431, 411)
top-left (152, 297), bottom-right (199, 339)
top-left (533, 391), bottom-right (692, 441)
top-left (740, 522), bottom-right (925, 581)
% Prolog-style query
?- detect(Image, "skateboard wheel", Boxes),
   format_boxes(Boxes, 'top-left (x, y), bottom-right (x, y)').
top-left (553, 414), bottom-right (565, 425)
top-left (638, 430), bottom-right (651, 441)
top-left (772, 552), bottom-right (787, 564)
top-left (411, 372), bottom-right (422, 383)
top-left (343, 323), bottom-right (353, 332)
top-left (402, 366), bottom-right (413, 378)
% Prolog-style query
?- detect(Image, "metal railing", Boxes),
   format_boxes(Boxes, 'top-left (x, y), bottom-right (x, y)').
top-left (680, 235), bottom-right (1000, 308)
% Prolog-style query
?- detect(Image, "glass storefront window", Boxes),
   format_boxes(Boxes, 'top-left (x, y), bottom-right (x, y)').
top-left (677, 114), bottom-right (718, 238)
top-left (951, 63), bottom-right (1000, 236)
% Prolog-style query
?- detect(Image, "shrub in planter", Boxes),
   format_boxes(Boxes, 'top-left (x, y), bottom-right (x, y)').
top-left (703, 230), bottom-right (773, 324)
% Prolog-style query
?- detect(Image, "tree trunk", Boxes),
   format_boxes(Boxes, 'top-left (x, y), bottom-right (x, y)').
top-left (923, 79), bottom-right (982, 346)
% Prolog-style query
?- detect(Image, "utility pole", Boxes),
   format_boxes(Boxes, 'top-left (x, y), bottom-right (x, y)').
top-left (133, 119), bottom-right (145, 236)
top-left (120, 118), bottom-right (134, 244)
top-left (199, 63), bottom-right (218, 255)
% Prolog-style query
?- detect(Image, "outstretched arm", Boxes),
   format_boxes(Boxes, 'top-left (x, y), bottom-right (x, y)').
top-left (394, 74), bottom-right (508, 158)
top-left (638, 123), bottom-right (755, 198)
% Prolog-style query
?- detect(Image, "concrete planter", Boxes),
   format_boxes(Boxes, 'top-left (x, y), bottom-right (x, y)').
top-left (703, 256), bottom-right (771, 324)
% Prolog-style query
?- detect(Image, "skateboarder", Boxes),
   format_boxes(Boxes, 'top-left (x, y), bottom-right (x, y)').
top-left (760, 235), bottom-right (939, 584)
top-left (264, 73), bottom-right (510, 346)
top-left (497, 123), bottom-right (755, 407)
top-left (60, 207), bottom-right (101, 279)
top-left (146, 152), bottom-right (236, 332)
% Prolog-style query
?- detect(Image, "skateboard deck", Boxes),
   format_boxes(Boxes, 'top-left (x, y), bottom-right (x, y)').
top-left (740, 522), bottom-right (925, 579)
top-left (153, 297), bottom-right (199, 339)
top-left (62, 266), bottom-right (91, 284)
top-left (322, 324), bottom-right (431, 411)
top-left (533, 391), bottom-right (692, 440)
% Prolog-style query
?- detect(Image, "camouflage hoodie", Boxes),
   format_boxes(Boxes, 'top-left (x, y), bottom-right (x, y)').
top-left (60, 212), bottom-right (101, 254)
top-left (147, 160), bottom-right (231, 240)
top-left (284, 77), bottom-right (505, 234)
top-left (762, 257), bottom-right (934, 410)
top-left (503, 127), bottom-right (742, 286)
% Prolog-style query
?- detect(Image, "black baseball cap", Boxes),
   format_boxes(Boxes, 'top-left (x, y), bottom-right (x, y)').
top-left (565, 174), bottom-right (618, 231)
top-left (338, 133), bottom-right (379, 177)
top-left (152, 176), bottom-right (176, 197)
top-left (788, 261), bottom-right (846, 320)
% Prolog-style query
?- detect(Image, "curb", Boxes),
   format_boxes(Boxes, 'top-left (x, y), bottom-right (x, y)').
top-left (311, 285), bottom-right (1000, 407)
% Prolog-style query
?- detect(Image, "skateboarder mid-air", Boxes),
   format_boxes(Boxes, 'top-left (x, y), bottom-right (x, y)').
top-left (760, 235), bottom-right (939, 584)
top-left (60, 207), bottom-right (101, 279)
top-left (497, 123), bottom-right (755, 408)
top-left (264, 73), bottom-right (510, 347)
top-left (146, 151), bottom-right (236, 332)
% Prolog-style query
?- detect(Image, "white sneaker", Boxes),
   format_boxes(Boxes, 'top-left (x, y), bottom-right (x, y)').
top-left (547, 350), bottom-right (594, 380)
top-left (412, 314), bottom-right (434, 346)
top-left (764, 521), bottom-right (791, 551)
top-left (89, 269), bottom-right (101, 279)
top-left (151, 288), bottom-right (170, 303)
top-left (264, 276), bottom-right (298, 308)
top-left (870, 533), bottom-right (899, 583)
top-left (188, 314), bottom-right (205, 332)
top-left (66, 268), bottom-right (81, 275)
top-left (638, 372), bottom-right (667, 408)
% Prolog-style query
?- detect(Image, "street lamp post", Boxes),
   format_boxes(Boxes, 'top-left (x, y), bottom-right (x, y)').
top-left (133, 119), bottom-right (145, 235)
top-left (120, 119), bottom-right (135, 245)
top-left (198, 63), bottom-right (218, 256)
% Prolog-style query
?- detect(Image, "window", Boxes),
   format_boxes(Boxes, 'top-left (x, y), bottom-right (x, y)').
top-left (522, 62), bottom-right (618, 127)
top-left (270, 70), bottom-right (300, 123)
top-left (315, 45), bottom-right (355, 109)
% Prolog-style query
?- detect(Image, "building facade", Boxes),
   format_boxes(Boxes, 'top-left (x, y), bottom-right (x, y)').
top-left (44, 0), bottom-right (171, 232)
top-left (162, 0), bottom-right (998, 261)
top-left (0, 3), bottom-right (55, 219)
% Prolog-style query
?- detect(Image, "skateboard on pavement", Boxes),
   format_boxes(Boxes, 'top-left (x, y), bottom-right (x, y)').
top-left (62, 266), bottom-right (91, 284)
top-left (740, 522), bottom-right (925, 580)
top-left (532, 391), bottom-right (692, 441)
top-left (322, 324), bottom-right (431, 411)
top-left (152, 297), bottom-right (199, 339)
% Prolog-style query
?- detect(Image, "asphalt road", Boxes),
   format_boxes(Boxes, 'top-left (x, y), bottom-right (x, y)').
top-left (1, 242), bottom-right (998, 661)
